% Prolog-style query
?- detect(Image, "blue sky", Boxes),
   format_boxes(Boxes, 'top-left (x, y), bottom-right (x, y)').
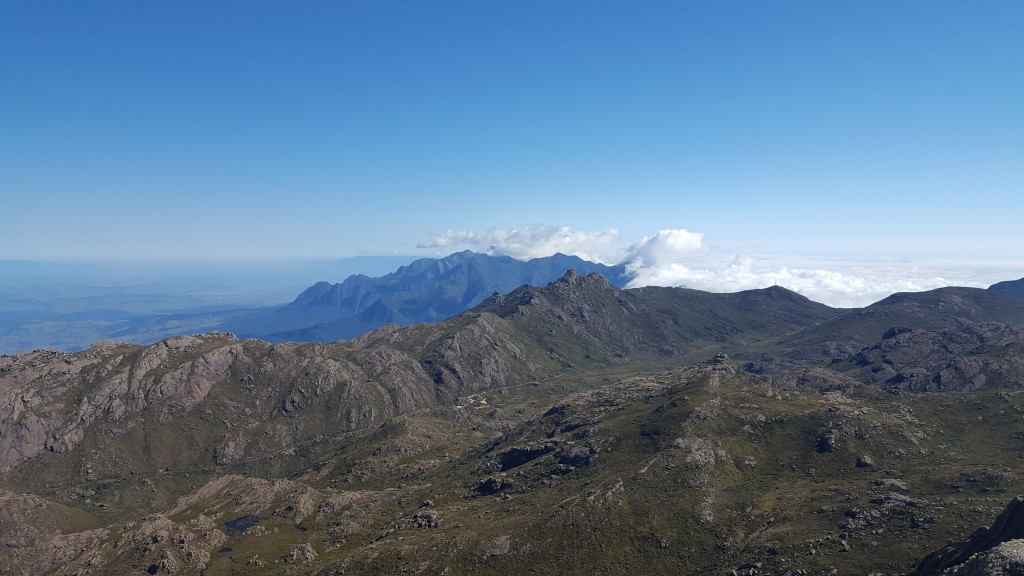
top-left (2, 1), bottom-right (1022, 270)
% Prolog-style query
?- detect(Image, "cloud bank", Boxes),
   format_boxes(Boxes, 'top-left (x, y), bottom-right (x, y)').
top-left (624, 229), bottom-right (707, 266)
top-left (624, 253), bottom-right (1014, 308)
top-left (419, 226), bottom-right (1023, 308)
top-left (418, 226), bottom-right (619, 263)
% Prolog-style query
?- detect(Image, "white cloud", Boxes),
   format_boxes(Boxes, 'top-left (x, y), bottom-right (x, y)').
top-left (418, 226), bottom-right (620, 263)
top-left (419, 224), bottom-right (1024, 307)
top-left (624, 253), bottom-right (1022, 308)
top-left (624, 229), bottom-right (707, 266)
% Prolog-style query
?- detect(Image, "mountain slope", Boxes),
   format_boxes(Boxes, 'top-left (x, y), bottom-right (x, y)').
top-left (470, 271), bottom-right (840, 367)
top-left (833, 321), bottom-right (1024, 392)
top-left (990, 276), bottom-right (1024, 298)
top-left (746, 286), bottom-right (1024, 369)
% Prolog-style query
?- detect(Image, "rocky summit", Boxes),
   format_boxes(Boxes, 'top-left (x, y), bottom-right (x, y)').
top-left (5, 272), bottom-right (1024, 575)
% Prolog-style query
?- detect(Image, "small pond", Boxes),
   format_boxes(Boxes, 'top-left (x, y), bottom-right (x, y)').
top-left (224, 515), bottom-right (263, 532)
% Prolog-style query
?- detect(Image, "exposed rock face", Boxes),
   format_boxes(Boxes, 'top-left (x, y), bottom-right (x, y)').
top-left (558, 445), bottom-right (595, 467)
top-left (0, 323), bottom-right (537, 477)
top-left (280, 543), bottom-right (318, 563)
top-left (476, 476), bottom-right (512, 495)
top-left (0, 490), bottom-right (52, 548)
top-left (499, 439), bottom-right (563, 470)
top-left (112, 514), bottom-right (228, 575)
top-left (169, 475), bottom-right (323, 523)
top-left (0, 334), bottom-right (248, 472)
top-left (674, 436), bottom-right (728, 468)
top-left (857, 454), bottom-right (875, 468)
top-left (912, 497), bottom-right (1024, 575)
top-left (841, 323), bottom-right (1024, 392)
top-left (413, 510), bottom-right (441, 528)
top-left (935, 540), bottom-right (1024, 575)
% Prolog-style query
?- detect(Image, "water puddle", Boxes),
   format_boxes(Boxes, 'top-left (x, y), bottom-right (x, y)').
top-left (224, 515), bottom-right (263, 532)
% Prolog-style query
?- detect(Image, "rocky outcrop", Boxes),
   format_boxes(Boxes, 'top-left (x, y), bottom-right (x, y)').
top-left (0, 334), bottom-right (251, 472)
top-left (0, 323), bottom-right (529, 476)
top-left (280, 543), bottom-right (318, 563)
top-left (169, 475), bottom-right (324, 523)
top-left (476, 476), bottom-right (513, 495)
top-left (413, 510), bottom-right (441, 528)
top-left (0, 473), bottom-right (384, 575)
top-left (674, 436), bottom-right (728, 469)
top-left (911, 497), bottom-right (1024, 575)
top-left (841, 323), bottom-right (1024, 392)
top-left (499, 439), bottom-right (564, 470)
top-left (0, 490), bottom-right (53, 548)
top-left (933, 540), bottom-right (1024, 575)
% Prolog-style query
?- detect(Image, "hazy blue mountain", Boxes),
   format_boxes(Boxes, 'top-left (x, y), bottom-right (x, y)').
top-left (226, 251), bottom-right (630, 342)
top-left (0, 256), bottom-right (415, 354)
top-left (990, 276), bottom-right (1024, 298)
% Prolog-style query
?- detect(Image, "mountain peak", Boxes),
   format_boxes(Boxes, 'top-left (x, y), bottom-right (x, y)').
top-left (552, 269), bottom-right (613, 289)
top-left (743, 284), bottom-right (815, 304)
top-left (556, 268), bottom-right (580, 283)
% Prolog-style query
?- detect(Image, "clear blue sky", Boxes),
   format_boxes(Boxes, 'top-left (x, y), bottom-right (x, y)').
top-left (2, 1), bottom-right (1021, 262)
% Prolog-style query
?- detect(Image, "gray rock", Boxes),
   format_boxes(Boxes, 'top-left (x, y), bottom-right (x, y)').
top-left (875, 478), bottom-right (910, 491)
top-left (558, 445), bottom-right (596, 468)
top-left (413, 510), bottom-right (441, 528)
top-left (476, 476), bottom-right (512, 495)
top-left (911, 497), bottom-right (1024, 575)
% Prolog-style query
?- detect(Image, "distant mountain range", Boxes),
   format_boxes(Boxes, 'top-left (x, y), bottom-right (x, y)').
top-left (0, 252), bottom-right (628, 354)
top-left (217, 250), bottom-right (630, 342)
top-left (147, 254), bottom-right (1024, 348)
top-left (2, 250), bottom-right (1023, 355)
